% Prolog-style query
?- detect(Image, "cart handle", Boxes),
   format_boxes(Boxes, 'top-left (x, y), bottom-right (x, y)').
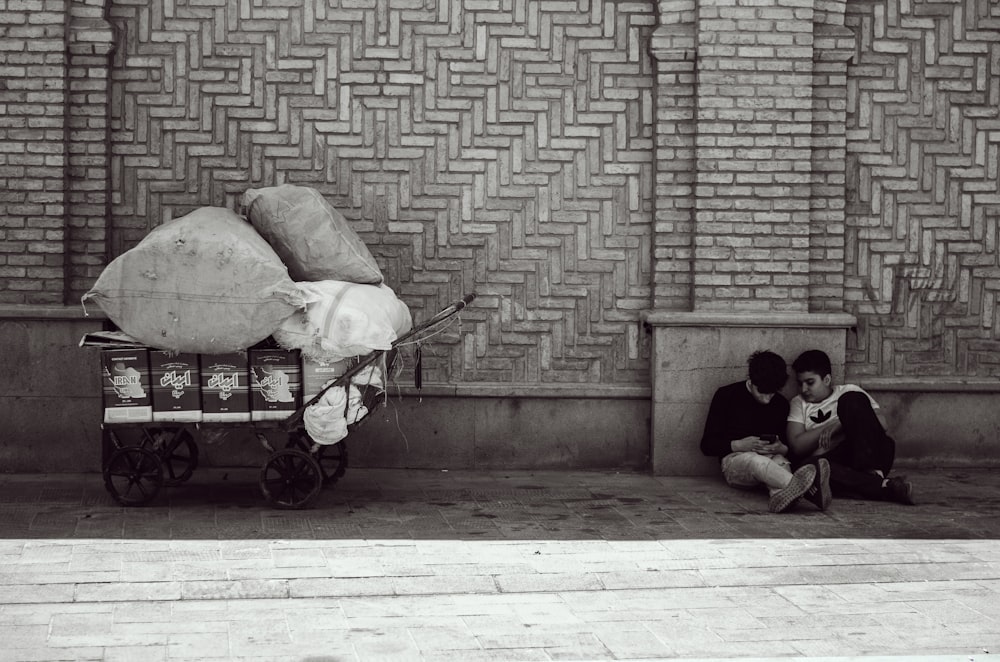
top-left (390, 292), bottom-right (476, 348)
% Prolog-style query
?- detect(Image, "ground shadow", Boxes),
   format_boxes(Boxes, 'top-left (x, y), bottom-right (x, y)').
top-left (0, 467), bottom-right (997, 542)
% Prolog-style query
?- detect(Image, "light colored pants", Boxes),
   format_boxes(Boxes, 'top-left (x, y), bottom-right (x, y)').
top-left (721, 452), bottom-right (793, 494)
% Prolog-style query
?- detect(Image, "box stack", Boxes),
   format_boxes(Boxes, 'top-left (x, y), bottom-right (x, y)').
top-left (302, 357), bottom-right (349, 402)
top-left (200, 353), bottom-right (250, 423)
top-left (150, 352), bottom-right (202, 422)
top-left (100, 349), bottom-right (153, 424)
top-left (249, 348), bottom-right (302, 421)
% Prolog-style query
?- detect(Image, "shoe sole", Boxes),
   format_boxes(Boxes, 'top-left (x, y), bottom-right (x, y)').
top-left (894, 480), bottom-right (915, 505)
top-left (769, 464), bottom-right (817, 513)
top-left (814, 458), bottom-right (832, 511)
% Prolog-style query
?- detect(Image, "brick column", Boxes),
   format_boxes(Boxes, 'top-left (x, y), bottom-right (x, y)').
top-left (0, 2), bottom-right (115, 306)
top-left (809, 23), bottom-right (856, 311)
top-left (67, 7), bottom-right (116, 302)
top-left (646, 0), bottom-right (857, 475)
top-left (651, 2), bottom-right (696, 311)
top-left (693, 0), bottom-right (815, 312)
top-left (0, 1), bottom-right (68, 304)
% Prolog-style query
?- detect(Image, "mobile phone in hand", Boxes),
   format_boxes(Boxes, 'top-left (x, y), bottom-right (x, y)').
top-left (760, 434), bottom-right (779, 443)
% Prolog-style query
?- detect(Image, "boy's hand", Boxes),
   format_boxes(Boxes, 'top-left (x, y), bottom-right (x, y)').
top-left (756, 440), bottom-right (785, 456)
top-left (731, 436), bottom-right (764, 453)
top-left (816, 427), bottom-right (840, 454)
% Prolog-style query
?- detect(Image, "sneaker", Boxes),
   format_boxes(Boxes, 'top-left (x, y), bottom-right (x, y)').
top-left (884, 476), bottom-right (915, 505)
top-left (803, 458), bottom-right (832, 511)
top-left (769, 464), bottom-right (817, 513)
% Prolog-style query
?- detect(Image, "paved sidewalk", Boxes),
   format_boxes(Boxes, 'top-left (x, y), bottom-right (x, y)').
top-left (0, 466), bottom-right (998, 661)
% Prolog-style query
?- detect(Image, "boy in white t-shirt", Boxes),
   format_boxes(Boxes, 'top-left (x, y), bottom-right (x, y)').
top-left (786, 349), bottom-right (915, 505)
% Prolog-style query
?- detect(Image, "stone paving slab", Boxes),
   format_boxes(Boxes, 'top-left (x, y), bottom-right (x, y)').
top-left (0, 467), bottom-right (998, 661)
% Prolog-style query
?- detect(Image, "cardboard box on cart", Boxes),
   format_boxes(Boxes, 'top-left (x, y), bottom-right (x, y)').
top-left (302, 357), bottom-right (350, 402)
top-left (100, 348), bottom-right (153, 424)
top-left (150, 351), bottom-right (202, 422)
top-left (249, 348), bottom-right (302, 421)
top-left (200, 352), bottom-right (251, 423)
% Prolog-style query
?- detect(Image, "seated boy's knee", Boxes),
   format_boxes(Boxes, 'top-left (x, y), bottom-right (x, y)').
top-left (837, 391), bottom-right (871, 416)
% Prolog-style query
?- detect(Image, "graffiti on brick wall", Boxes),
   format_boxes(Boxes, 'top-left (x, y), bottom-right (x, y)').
top-left (845, 0), bottom-right (1000, 378)
top-left (108, 0), bottom-right (655, 386)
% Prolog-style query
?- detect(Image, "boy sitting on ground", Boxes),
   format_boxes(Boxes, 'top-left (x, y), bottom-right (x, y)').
top-left (786, 349), bottom-right (914, 505)
top-left (701, 350), bottom-right (831, 513)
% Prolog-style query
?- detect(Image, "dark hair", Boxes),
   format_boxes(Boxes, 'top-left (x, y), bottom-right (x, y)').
top-left (747, 350), bottom-right (788, 394)
top-left (792, 349), bottom-right (832, 377)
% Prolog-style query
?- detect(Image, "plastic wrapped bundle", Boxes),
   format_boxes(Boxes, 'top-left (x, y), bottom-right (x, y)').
top-left (303, 365), bottom-right (384, 445)
top-left (274, 281), bottom-right (412, 363)
top-left (242, 185), bottom-right (384, 284)
top-left (82, 207), bottom-right (307, 353)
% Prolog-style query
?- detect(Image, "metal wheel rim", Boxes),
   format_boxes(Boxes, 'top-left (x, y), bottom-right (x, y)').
top-left (260, 449), bottom-right (322, 509)
top-left (145, 427), bottom-right (199, 486)
top-left (103, 447), bottom-right (164, 506)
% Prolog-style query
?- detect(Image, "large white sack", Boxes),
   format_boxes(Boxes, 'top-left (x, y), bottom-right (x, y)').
top-left (242, 185), bottom-right (383, 284)
top-left (273, 281), bottom-right (412, 363)
top-left (82, 207), bottom-right (307, 353)
top-left (303, 386), bottom-right (350, 446)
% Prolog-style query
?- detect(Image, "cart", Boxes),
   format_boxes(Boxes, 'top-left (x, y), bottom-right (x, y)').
top-left (98, 293), bottom-right (476, 509)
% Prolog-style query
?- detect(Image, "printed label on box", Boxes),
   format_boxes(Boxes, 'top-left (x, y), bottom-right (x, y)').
top-left (150, 352), bottom-right (202, 422)
top-left (302, 358), bottom-right (349, 402)
top-left (250, 349), bottom-right (301, 421)
top-left (101, 349), bottom-right (153, 424)
top-left (200, 353), bottom-right (250, 423)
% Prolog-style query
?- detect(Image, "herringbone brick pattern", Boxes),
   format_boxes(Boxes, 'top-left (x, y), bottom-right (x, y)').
top-left (107, 0), bottom-right (655, 386)
top-left (845, 0), bottom-right (1000, 378)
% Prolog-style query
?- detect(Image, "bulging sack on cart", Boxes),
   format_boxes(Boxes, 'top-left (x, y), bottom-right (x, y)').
top-left (242, 185), bottom-right (384, 285)
top-left (304, 365), bottom-right (383, 445)
top-left (82, 207), bottom-right (307, 353)
top-left (273, 281), bottom-right (412, 363)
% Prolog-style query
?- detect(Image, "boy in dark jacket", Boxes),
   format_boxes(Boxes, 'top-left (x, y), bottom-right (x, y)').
top-left (701, 350), bottom-right (831, 513)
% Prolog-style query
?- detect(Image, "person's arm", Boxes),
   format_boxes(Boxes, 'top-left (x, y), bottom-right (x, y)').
top-left (763, 397), bottom-right (791, 457)
top-left (700, 388), bottom-right (761, 457)
top-left (786, 419), bottom-right (841, 458)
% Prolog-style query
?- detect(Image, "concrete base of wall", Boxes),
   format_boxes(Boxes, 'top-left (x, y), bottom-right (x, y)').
top-left (0, 311), bottom-right (650, 473)
top-left (863, 386), bottom-right (1000, 469)
top-left (642, 310), bottom-right (1000, 474)
top-left (3, 311), bottom-right (998, 474)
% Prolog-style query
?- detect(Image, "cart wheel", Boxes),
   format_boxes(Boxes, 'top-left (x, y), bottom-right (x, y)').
top-left (259, 448), bottom-right (322, 509)
top-left (103, 446), bottom-right (164, 506)
top-left (144, 427), bottom-right (199, 486)
top-left (317, 442), bottom-right (348, 486)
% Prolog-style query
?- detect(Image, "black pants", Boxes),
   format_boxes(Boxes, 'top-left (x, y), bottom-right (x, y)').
top-left (801, 391), bottom-right (896, 500)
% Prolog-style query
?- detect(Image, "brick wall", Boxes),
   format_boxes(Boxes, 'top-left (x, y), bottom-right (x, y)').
top-left (5, 0), bottom-right (999, 385)
top-left (103, 0), bottom-right (657, 387)
top-left (844, 0), bottom-right (1000, 379)
top-left (0, 0), bottom-right (68, 304)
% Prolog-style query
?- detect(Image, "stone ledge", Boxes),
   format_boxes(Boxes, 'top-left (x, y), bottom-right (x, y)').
top-left (0, 304), bottom-right (106, 321)
top-left (642, 310), bottom-right (857, 329)
top-left (390, 383), bottom-right (650, 399)
top-left (859, 377), bottom-right (1000, 393)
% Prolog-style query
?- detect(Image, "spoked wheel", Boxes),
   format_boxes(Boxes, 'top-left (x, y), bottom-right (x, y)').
top-left (290, 430), bottom-right (348, 486)
top-left (103, 446), bottom-right (164, 506)
top-left (142, 426), bottom-right (199, 486)
top-left (259, 448), bottom-right (323, 509)
top-left (316, 441), bottom-right (348, 486)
